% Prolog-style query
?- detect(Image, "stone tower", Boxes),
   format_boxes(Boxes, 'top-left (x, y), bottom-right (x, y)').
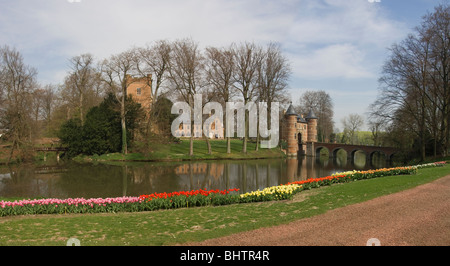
top-left (285, 104), bottom-right (298, 156)
top-left (126, 74), bottom-right (153, 114)
top-left (305, 109), bottom-right (318, 157)
top-left (306, 109), bottom-right (318, 142)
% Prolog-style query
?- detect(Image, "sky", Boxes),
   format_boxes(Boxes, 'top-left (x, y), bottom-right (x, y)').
top-left (0, 0), bottom-right (444, 131)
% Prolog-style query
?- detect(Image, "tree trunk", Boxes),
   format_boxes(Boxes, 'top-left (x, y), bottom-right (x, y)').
top-left (80, 92), bottom-right (84, 126)
top-left (189, 136), bottom-right (194, 156)
top-left (443, 104), bottom-right (449, 157)
top-left (420, 97), bottom-right (426, 161)
top-left (121, 94), bottom-right (127, 155)
top-left (6, 138), bottom-right (17, 166)
top-left (255, 112), bottom-right (259, 151)
top-left (242, 137), bottom-right (247, 153)
top-left (205, 136), bottom-right (211, 155)
top-left (242, 109), bottom-right (248, 153)
top-left (421, 138), bottom-right (426, 161)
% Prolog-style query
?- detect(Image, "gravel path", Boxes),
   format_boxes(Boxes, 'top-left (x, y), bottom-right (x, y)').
top-left (188, 174), bottom-right (450, 246)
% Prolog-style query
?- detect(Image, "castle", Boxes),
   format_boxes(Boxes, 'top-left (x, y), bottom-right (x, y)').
top-left (281, 103), bottom-right (318, 157)
top-left (125, 75), bottom-right (224, 138)
top-left (125, 76), bottom-right (317, 155)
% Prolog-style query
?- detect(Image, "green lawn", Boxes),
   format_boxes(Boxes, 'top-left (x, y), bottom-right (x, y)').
top-left (79, 138), bottom-right (285, 162)
top-left (0, 165), bottom-right (448, 246)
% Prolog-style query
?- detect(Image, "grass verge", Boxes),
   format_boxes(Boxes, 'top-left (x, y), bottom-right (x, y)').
top-left (73, 139), bottom-right (285, 162)
top-left (0, 165), bottom-right (448, 246)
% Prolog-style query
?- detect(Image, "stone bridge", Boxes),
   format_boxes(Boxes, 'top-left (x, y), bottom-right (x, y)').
top-left (34, 147), bottom-right (68, 162)
top-left (34, 147), bottom-right (68, 152)
top-left (310, 142), bottom-right (400, 162)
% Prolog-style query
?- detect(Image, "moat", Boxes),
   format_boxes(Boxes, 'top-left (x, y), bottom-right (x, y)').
top-left (0, 152), bottom-right (388, 200)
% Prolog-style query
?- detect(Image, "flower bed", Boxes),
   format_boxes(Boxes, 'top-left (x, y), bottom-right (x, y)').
top-left (0, 196), bottom-right (144, 217)
top-left (285, 166), bottom-right (418, 191)
top-left (415, 161), bottom-right (446, 168)
top-left (138, 188), bottom-right (241, 209)
top-left (239, 184), bottom-right (303, 202)
top-left (0, 162), bottom-right (446, 217)
top-left (0, 189), bottom-right (241, 217)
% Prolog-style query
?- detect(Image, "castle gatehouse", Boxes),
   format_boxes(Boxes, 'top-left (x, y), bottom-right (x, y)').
top-left (281, 103), bottom-right (318, 157)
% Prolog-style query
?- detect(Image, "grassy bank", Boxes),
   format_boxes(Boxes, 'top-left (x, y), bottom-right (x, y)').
top-left (0, 164), bottom-right (448, 246)
top-left (74, 138), bottom-right (285, 162)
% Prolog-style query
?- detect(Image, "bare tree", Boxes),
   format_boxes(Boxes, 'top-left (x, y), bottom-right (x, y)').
top-left (371, 33), bottom-right (429, 158)
top-left (62, 54), bottom-right (104, 125)
top-left (367, 116), bottom-right (385, 147)
top-left (136, 40), bottom-right (172, 102)
top-left (30, 88), bottom-right (47, 138)
top-left (341, 113), bottom-right (364, 145)
top-left (0, 45), bottom-right (38, 164)
top-left (255, 42), bottom-right (291, 150)
top-left (296, 90), bottom-right (334, 142)
top-left (422, 4), bottom-right (450, 156)
top-left (167, 38), bottom-right (207, 155)
top-left (39, 84), bottom-right (57, 123)
top-left (100, 48), bottom-right (138, 154)
top-left (135, 40), bottom-right (173, 141)
top-left (370, 3), bottom-right (449, 160)
top-left (232, 42), bottom-right (264, 153)
top-left (205, 45), bottom-right (236, 153)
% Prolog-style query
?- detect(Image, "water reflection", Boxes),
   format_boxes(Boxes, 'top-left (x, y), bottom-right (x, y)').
top-left (0, 152), bottom-right (389, 200)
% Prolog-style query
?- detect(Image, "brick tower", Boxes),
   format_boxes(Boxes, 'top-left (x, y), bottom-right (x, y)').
top-left (306, 109), bottom-right (318, 157)
top-left (126, 74), bottom-right (153, 114)
top-left (306, 109), bottom-right (318, 142)
top-left (285, 104), bottom-right (298, 156)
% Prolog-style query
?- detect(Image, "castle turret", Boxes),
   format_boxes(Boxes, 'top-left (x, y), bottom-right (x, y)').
top-left (306, 109), bottom-right (318, 142)
top-left (285, 104), bottom-right (298, 156)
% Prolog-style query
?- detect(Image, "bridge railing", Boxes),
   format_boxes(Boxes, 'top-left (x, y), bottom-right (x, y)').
top-left (34, 147), bottom-right (68, 152)
top-left (314, 142), bottom-right (397, 149)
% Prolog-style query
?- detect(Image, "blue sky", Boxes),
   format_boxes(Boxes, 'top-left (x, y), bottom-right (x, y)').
top-left (0, 0), bottom-right (443, 130)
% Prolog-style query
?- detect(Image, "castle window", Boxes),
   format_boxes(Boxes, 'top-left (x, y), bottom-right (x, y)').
top-left (137, 88), bottom-right (142, 95)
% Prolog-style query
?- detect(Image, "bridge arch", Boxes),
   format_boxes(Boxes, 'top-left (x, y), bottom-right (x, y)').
top-left (331, 148), bottom-right (348, 166)
top-left (350, 149), bottom-right (367, 161)
top-left (368, 150), bottom-right (387, 164)
top-left (331, 147), bottom-right (347, 158)
top-left (387, 152), bottom-right (399, 163)
top-left (310, 142), bottom-right (400, 165)
top-left (315, 146), bottom-right (330, 157)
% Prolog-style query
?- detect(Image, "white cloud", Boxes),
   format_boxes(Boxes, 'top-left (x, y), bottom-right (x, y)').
top-left (5, 0), bottom-right (295, 57)
top-left (290, 43), bottom-right (373, 79)
top-left (283, 0), bottom-right (408, 80)
top-left (0, 0), bottom-right (408, 87)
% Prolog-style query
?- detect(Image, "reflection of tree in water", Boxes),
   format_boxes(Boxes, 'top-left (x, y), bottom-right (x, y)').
top-left (165, 161), bottom-right (269, 194)
top-left (0, 165), bottom-right (42, 198)
top-left (58, 163), bottom-right (125, 198)
top-left (127, 163), bottom-right (180, 195)
top-left (1, 156), bottom-right (390, 199)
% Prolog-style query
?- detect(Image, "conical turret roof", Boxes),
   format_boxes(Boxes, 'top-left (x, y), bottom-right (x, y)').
top-left (306, 109), bottom-right (318, 120)
top-left (285, 104), bottom-right (297, 116)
